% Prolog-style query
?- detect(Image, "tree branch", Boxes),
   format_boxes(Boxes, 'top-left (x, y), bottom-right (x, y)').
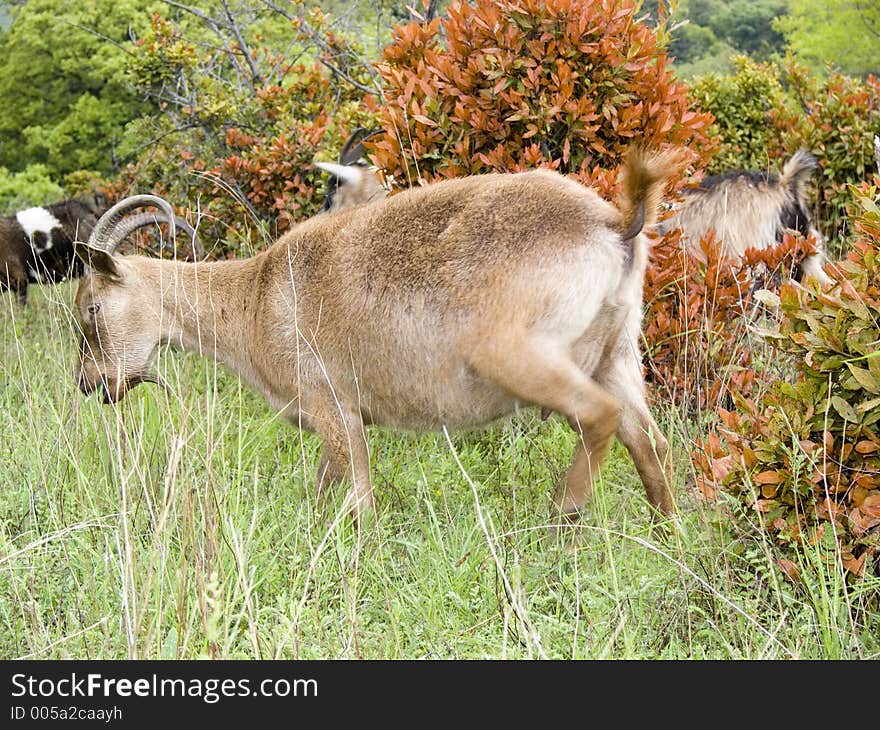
top-left (409, 0), bottom-right (441, 23)
top-left (220, 0), bottom-right (264, 86)
top-left (259, 0), bottom-right (381, 94)
top-left (160, 0), bottom-right (258, 92)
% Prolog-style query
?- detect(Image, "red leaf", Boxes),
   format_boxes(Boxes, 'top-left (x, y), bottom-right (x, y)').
top-left (862, 493), bottom-right (880, 518)
top-left (755, 470), bottom-right (783, 485)
top-left (776, 559), bottom-right (800, 582)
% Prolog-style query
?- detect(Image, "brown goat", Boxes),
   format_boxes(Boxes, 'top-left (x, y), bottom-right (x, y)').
top-left (73, 150), bottom-right (684, 524)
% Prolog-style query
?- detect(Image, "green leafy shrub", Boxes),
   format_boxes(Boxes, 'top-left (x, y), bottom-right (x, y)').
top-left (0, 164), bottom-right (64, 215)
top-left (0, 0), bottom-right (157, 179)
top-left (687, 55), bottom-right (793, 174)
top-left (694, 187), bottom-right (880, 581)
top-left (119, 9), bottom-right (379, 255)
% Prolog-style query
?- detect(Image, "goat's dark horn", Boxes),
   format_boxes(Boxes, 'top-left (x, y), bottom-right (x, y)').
top-left (130, 372), bottom-right (168, 391)
top-left (87, 194), bottom-right (177, 254)
top-left (339, 128), bottom-right (383, 166)
top-left (339, 127), bottom-right (367, 161)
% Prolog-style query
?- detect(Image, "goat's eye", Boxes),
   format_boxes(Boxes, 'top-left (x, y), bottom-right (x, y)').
top-left (87, 303), bottom-right (101, 316)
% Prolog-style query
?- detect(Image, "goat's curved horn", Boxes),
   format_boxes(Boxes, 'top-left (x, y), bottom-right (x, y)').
top-left (98, 212), bottom-right (205, 261)
top-left (87, 194), bottom-right (177, 253)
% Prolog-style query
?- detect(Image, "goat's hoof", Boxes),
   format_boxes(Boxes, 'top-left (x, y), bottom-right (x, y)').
top-left (548, 505), bottom-right (589, 533)
top-left (648, 510), bottom-right (680, 540)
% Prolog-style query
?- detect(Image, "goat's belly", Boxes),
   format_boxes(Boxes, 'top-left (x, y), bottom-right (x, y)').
top-left (358, 363), bottom-right (522, 431)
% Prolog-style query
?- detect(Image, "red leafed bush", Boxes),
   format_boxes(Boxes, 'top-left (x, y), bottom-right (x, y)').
top-left (643, 227), bottom-right (821, 412)
top-left (368, 0), bottom-right (716, 198)
top-left (693, 187), bottom-right (880, 582)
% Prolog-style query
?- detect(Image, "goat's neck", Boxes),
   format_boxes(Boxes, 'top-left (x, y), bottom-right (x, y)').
top-left (143, 256), bottom-right (262, 374)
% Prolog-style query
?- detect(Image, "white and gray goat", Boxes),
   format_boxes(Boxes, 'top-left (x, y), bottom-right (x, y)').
top-left (662, 149), bottom-right (833, 286)
top-left (314, 128), bottom-right (390, 213)
top-left (72, 148), bottom-right (685, 525)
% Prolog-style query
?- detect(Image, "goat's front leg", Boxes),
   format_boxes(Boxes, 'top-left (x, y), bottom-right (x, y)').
top-left (306, 398), bottom-right (374, 524)
top-left (800, 253), bottom-right (834, 288)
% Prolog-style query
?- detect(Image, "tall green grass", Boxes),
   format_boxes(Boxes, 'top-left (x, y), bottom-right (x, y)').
top-left (1, 282), bottom-right (877, 659)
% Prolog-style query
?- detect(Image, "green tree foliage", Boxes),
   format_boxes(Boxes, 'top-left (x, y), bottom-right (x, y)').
top-left (708, 0), bottom-right (787, 57)
top-left (0, 0), bottom-right (160, 179)
top-left (669, 0), bottom-right (788, 77)
top-left (0, 164), bottom-right (64, 215)
top-left (776, 0), bottom-right (880, 78)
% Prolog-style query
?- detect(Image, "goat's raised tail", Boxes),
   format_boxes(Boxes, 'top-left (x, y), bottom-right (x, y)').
top-left (778, 148), bottom-right (820, 201)
top-left (616, 147), bottom-right (689, 246)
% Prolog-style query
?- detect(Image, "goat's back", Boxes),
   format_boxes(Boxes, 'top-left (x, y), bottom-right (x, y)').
top-left (252, 171), bottom-right (634, 429)
top-left (287, 170), bottom-right (620, 292)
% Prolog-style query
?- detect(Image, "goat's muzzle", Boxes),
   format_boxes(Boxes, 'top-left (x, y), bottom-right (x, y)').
top-left (77, 372), bottom-right (166, 403)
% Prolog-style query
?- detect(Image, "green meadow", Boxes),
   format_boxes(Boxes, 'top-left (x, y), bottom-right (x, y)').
top-left (2, 282), bottom-right (877, 659)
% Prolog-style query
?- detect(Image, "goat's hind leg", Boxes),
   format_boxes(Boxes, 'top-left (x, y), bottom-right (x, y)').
top-left (599, 356), bottom-right (675, 519)
top-left (467, 334), bottom-right (621, 520)
top-left (2, 262), bottom-right (28, 305)
top-left (315, 446), bottom-right (346, 498)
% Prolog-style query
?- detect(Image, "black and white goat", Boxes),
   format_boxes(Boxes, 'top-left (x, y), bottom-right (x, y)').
top-left (1, 195), bottom-right (202, 304)
top-left (0, 196), bottom-right (104, 303)
top-left (662, 149), bottom-right (833, 286)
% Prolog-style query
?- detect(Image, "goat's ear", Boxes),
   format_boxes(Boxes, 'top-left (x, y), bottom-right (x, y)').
top-left (314, 161), bottom-right (363, 188)
top-left (74, 242), bottom-right (122, 281)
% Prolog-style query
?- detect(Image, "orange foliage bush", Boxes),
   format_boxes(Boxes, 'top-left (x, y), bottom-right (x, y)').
top-left (369, 0), bottom-right (716, 198)
top-left (643, 227), bottom-right (820, 412)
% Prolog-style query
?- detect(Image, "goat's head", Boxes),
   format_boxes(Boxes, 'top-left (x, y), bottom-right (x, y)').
top-left (78, 190), bottom-right (110, 218)
top-left (315, 128), bottom-right (389, 212)
top-left (73, 195), bottom-right (191, 402)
